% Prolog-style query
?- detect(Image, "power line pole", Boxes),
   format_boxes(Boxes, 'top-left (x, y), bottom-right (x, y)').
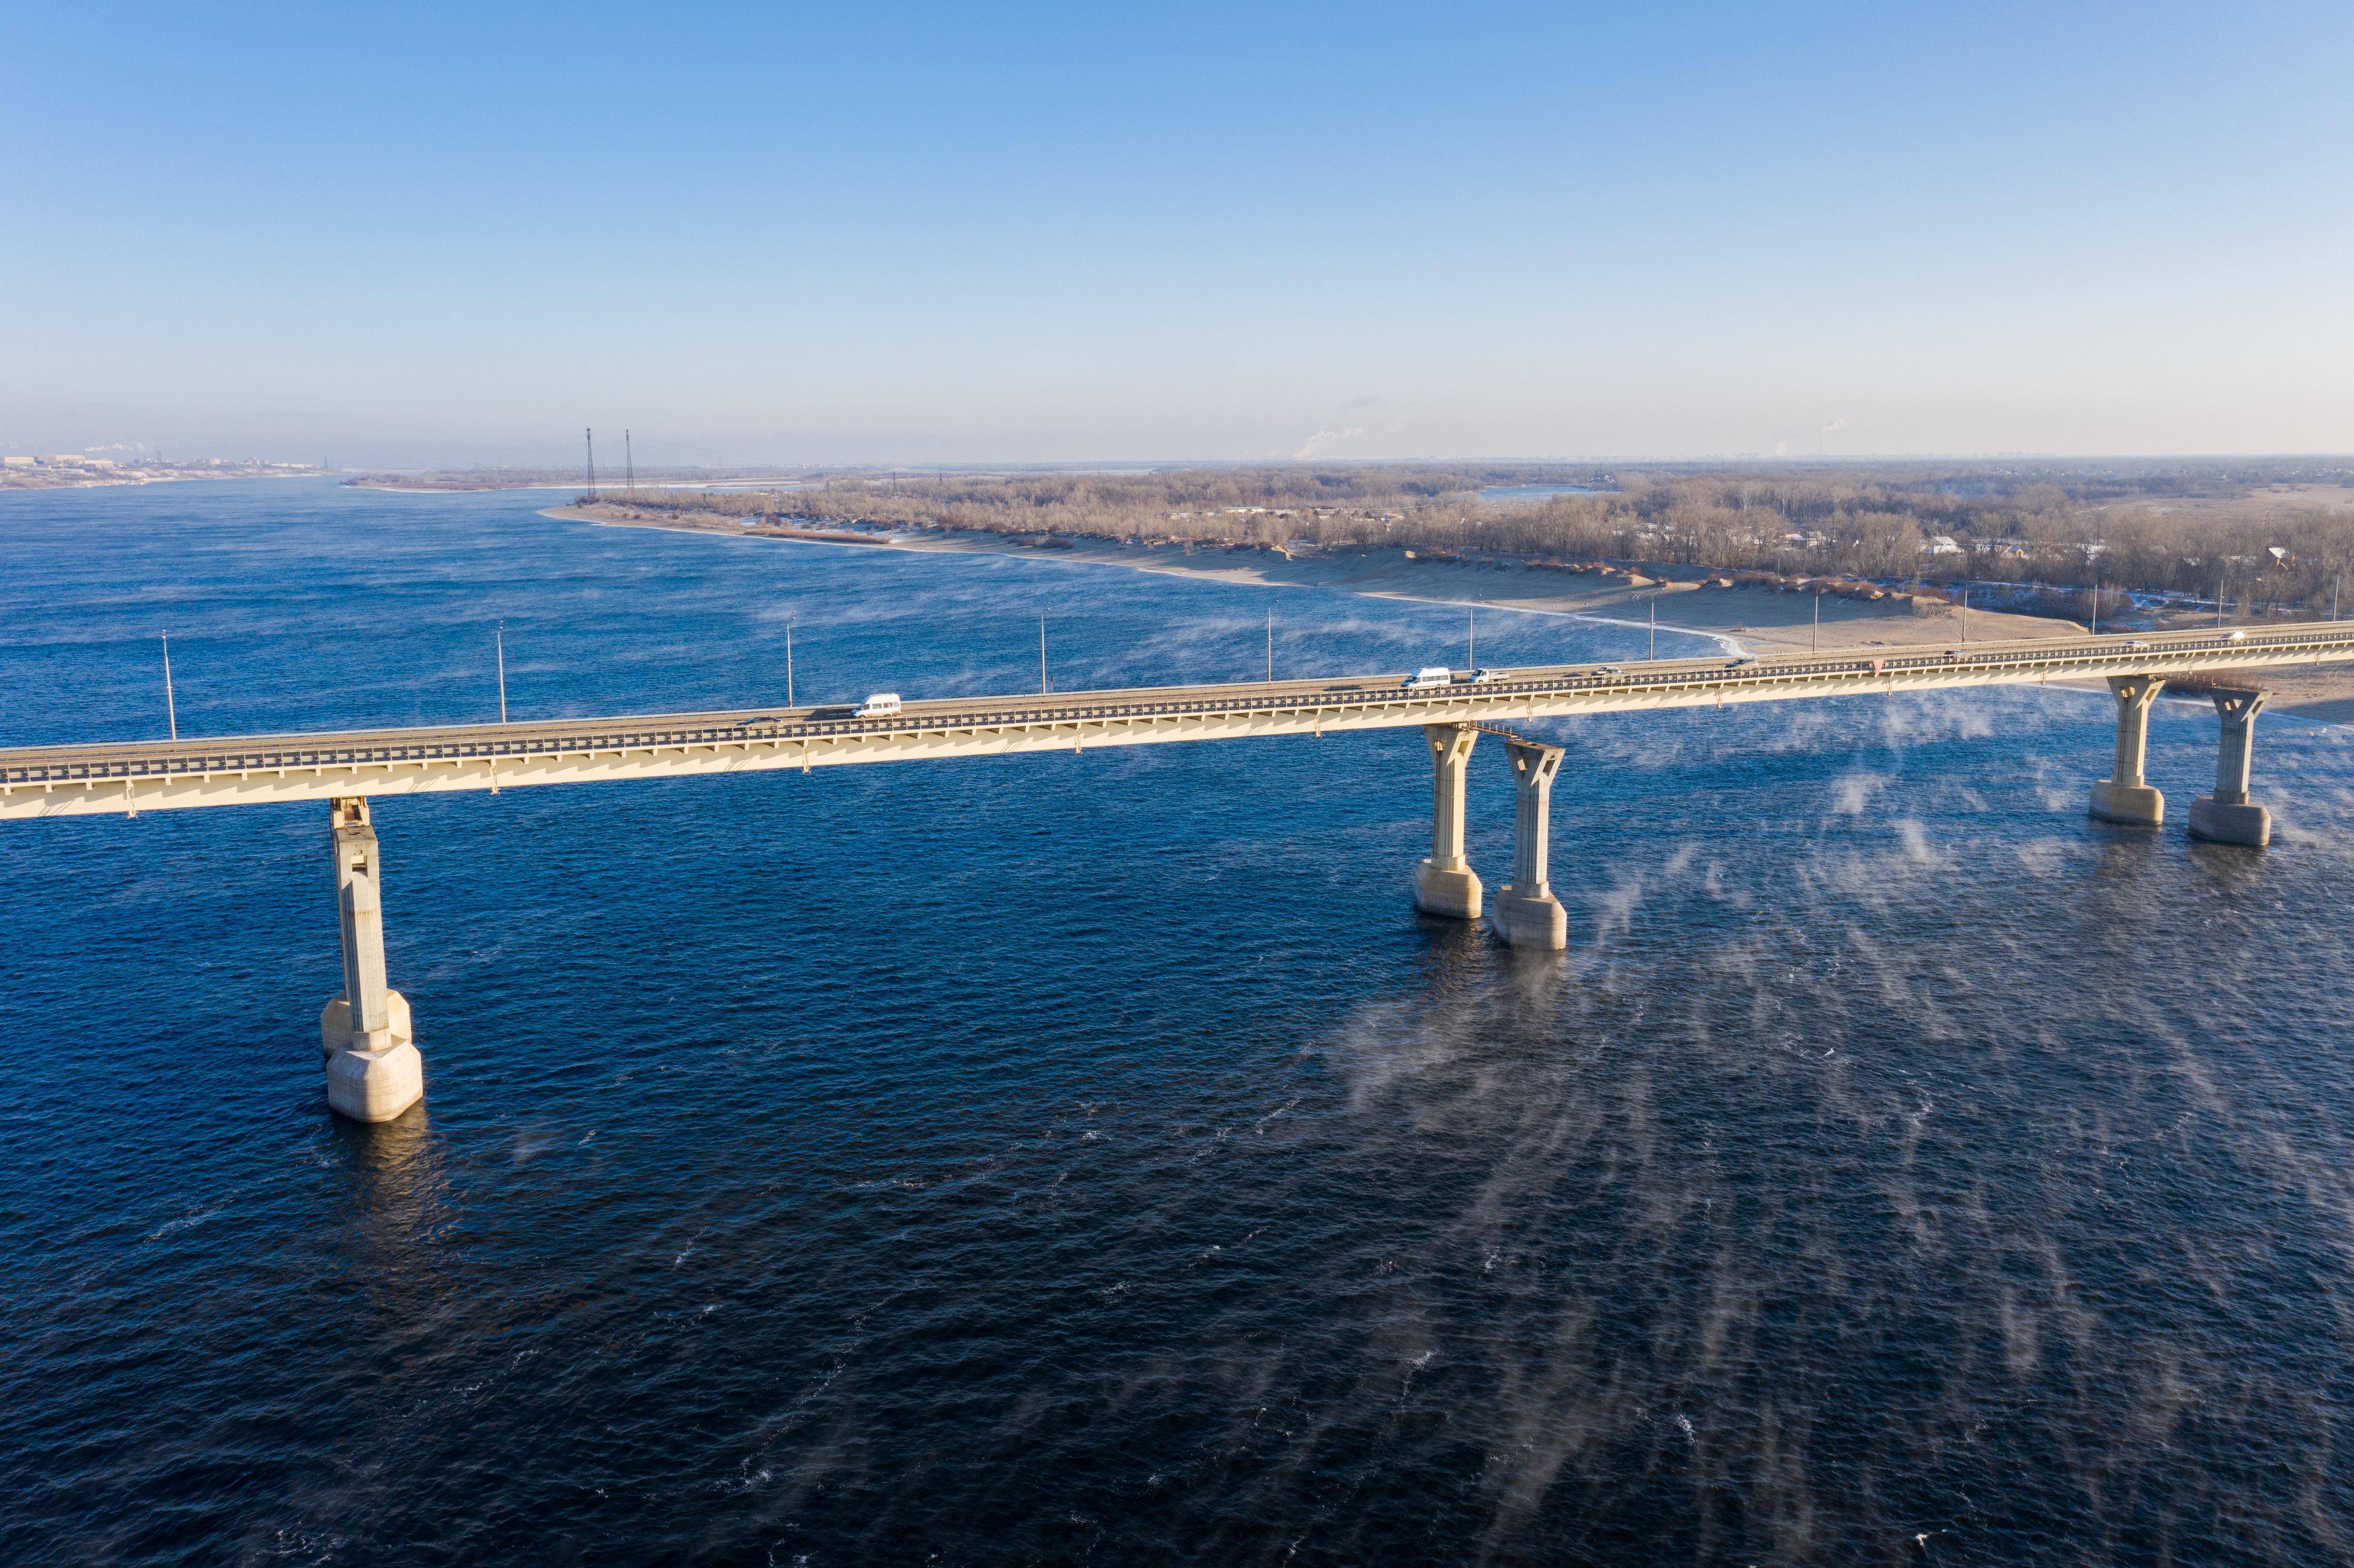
top-left (160, 634), bottom-right (177, 741)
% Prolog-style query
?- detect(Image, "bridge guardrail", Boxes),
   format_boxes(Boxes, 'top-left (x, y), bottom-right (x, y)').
top-left (5, 625), bottom-right (2352, 791)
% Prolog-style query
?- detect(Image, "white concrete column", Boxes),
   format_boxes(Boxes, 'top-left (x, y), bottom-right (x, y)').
top-left (2089, 674), bottom-right (2166, 826)
top-left (340, 872), bottom-right (393, 1044)
top-left (1491, 738), bottom-right (1568, 949)
top-left (1413, 724), bottom-right (1483, 919)
top-left (2189, 689), bottom-right (2272, 846)
top-left (319, 797), bottom-right (422, 1121)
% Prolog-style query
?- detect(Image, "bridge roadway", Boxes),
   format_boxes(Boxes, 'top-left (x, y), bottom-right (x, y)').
top-left (5, 622), bottom-right (2352, 819)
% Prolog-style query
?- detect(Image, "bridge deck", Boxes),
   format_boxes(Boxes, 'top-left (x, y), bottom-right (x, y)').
top-left (5, 625), bottom-right (2349, 818)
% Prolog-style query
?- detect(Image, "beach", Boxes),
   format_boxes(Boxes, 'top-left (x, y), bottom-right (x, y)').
top-left (544, 503), bottom-right (2071, 637)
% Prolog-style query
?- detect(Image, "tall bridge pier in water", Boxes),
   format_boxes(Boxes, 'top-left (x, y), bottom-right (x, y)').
top-left (5, 625), bottom-right (2347, 1121)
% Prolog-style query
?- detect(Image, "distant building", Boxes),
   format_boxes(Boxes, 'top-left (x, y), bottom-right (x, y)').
top-left (1, 456), bottom-right (32, 468)
top-left (1927, 535), bottom-right (1963, 555)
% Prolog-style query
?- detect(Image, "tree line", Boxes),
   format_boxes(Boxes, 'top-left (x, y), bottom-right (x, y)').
top-left (588, 458), bottom-right (2354, 614)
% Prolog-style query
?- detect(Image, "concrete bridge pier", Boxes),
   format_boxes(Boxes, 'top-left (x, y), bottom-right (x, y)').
top-left (1491, 738), bottom-right (1569, 949)
top-left (2089, 674), bottom-right (2167, 826)
top-left (319, 797), bottom-right (422, 1121)
top-left (2188, 689), bottom-right (2272, 847)
top-left (1413, 724), bottom-right (1483, 919)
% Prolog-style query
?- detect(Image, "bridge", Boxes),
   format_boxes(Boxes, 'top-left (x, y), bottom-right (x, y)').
top-left (7, 622), bottom-right (2344, 1121)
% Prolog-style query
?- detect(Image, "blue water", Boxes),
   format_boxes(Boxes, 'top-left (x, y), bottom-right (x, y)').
top-left (5, 481), bottom-right (2354, 1565)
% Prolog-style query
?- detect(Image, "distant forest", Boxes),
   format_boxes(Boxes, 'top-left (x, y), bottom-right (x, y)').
top-left (586, 459), bottom-right (2354, 616)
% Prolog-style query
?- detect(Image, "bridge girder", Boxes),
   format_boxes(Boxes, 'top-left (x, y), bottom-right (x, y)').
top-left (3, 626), bottom-right (2347, 819)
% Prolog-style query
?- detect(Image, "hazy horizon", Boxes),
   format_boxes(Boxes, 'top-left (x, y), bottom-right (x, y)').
top-left (8, 1), bottom-right (2350, 468)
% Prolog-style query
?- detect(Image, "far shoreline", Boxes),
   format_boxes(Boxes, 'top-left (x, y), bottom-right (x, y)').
top-left (540, 503), bottom-right (2354, 723)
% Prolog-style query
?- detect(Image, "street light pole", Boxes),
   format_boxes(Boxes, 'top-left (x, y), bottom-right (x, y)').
top-left (161, 634), bottom-right (177, 741)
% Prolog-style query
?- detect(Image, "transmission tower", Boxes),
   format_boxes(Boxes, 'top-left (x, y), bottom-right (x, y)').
top-left (586, 428), bottom-right (597, 499)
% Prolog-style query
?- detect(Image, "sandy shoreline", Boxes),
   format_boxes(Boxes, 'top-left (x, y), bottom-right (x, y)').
top-left (362, 481), bottom-right (592, 492)
top-left (541, 504), bottom-right (2354, 722)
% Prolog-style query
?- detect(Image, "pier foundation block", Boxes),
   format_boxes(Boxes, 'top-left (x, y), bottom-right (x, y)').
top-left (2089, 781), bottom-right (2164, 826)
top-left (2187, 798), bottom-right (2270, 846)
top-left (1491, 887), bottom-right (1568, 949)
top-left (1413, 724), bottom-right (1483, 920)
top-left (1414, 862), bottom-right (1484, 919)
top-left (326, 1038), bottom-right (425, 1123)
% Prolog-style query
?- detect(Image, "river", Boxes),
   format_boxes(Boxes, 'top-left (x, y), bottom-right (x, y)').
top-left (3, 480), bottom-right (2350, 1565)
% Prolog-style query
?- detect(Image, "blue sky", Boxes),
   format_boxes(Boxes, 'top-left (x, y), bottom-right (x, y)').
top-left (6, 1), bottom-right (2349, 465)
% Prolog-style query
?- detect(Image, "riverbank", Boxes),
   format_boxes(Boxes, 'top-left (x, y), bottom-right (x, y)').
top-left (1, 464), bottom-right (325, 492)
top-left (544, 502), bottom-right (2354, 720)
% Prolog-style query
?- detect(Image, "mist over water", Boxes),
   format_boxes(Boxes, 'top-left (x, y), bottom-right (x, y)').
top-left (4, 482), bottom-right (2352, 1565)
